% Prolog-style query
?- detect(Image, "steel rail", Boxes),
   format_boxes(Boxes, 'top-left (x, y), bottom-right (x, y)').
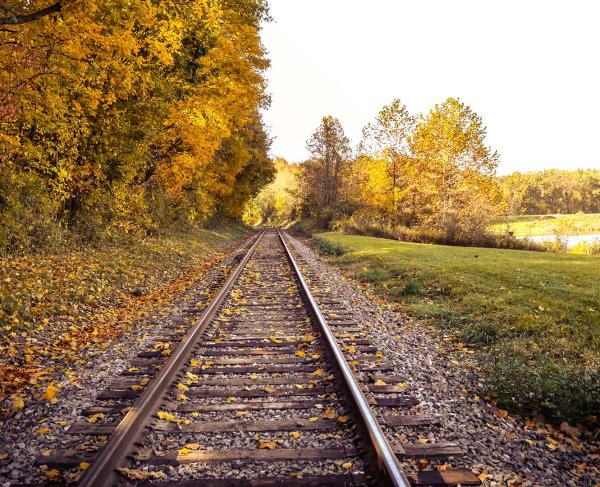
top-left (276, 229), bottom-right (411, 487)
top-left (80, 229), bottom-right (267, 487)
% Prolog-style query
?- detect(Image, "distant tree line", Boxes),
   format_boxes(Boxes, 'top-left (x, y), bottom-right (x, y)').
top-left (0, 1), bottom-right (274, 255)
top-left (499, 170), bottom-right (600, 215)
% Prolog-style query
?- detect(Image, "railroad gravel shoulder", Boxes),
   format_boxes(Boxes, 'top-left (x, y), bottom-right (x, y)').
top-left (287, 233), bottom-right (600, 487)
top-left (0, 235), bottom-right (253, 486)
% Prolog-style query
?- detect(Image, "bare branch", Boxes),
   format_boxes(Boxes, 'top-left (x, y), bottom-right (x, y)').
top-left (0, 2), bottom-right (61, 25)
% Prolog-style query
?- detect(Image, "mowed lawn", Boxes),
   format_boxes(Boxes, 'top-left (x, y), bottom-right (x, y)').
top-left (315, 232), bottom-right (600, 423)
top-left (489, 213), bottom-right (600, 236)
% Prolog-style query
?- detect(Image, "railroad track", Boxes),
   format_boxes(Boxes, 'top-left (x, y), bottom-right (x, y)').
top-left (37, 229), bottom-right (481, 486)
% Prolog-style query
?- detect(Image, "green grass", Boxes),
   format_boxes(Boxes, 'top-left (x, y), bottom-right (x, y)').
top-left (490, 213), bottom-right (600, 236)
top-left (314, 233), bottom-right (600, 424)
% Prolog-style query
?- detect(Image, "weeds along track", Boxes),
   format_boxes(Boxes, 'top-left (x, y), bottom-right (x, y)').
top-left (36, 229), bottom-right (480, 486)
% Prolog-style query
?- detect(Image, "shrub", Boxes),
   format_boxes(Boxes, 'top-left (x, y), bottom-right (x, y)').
top-left (0, 167), bottom-right (65, 256)
top-left (313, 237), bottom-right (345, 256)
top-left (402, 278), bottom-right (426, 296)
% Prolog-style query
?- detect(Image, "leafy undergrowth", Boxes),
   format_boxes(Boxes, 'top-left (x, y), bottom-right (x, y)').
top-left (314, 233), bottom-right (600, 426)
top-left (0, 223), bottom-right (250, 407)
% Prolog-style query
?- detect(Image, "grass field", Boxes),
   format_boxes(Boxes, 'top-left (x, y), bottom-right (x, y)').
top-left (490, 213), bottom-right (600, 236)
top-left (314, 232), bottom-right (600, 424)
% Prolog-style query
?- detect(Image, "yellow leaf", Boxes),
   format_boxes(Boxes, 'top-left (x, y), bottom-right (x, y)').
top-left (80, 462), bottom-right (90, 471)
top-left (226, 396), bottom-right (238, 403)
top-left (186, 372), bottom-right (199, 382)
top-left (295, 384), bottom-right (304, 389)
top-left (373, 379), bottom-right (386, 386)
top-left (312, 369), bottom-right (324, 377)
top-left (42, 384), bottom-right (59, 404)
top-left (11, 395), bottom-right (25, 413)
top-left (176, 394), bottom-right (189, 401)
top-left (131, 385), bottom-right (143, 391)
top-left (258, 439), bottom-right (278, 449)
top-left (203, 360), bottom-right (214, 369)
top-left (44, 469), bottom-right (61, 481)
top-left (337, 415), bottom-right (349, 423)
top-left (190, 358), bottom-right (200, 367)
top-left (289, 431), bottom-right (301, 439)
top-left (178, 447), bottom-right (192, 455)
top-left (35, 427), bottom-right (50, 435)
top-left (0, 452), bottom-right (8, 460)
top-left (295, 350), bottom-right (306, 358)
top-left (450, 359), bottom-right (460, 366)
top-left (268, 335), bottom-right (282, 344)
top-left (177, 383), bottom-right (189, 391)
top-left (322, 407), bottom-right (337, 419)
top-left (417, 438), bottom-right (428, 444)
top-left (157, 411), bottom-right (178, 423)
top-left (215, 338), bottom-right (222, 343)
top-left (375, 352), bottom-right (383, 358)
top-left (183, 443), bottom-right (201, 450)
top-left (264, 386), bottom-right (276, 393)
top-left (139, 377), bottom-right (150, 386)
top-left (191, 412), bottom-right (200, 418)
top-left (346, 345), bottom-right (357, 354)
top-left (250, 374), bottom-right (258, 380)
top-left (308, 417), bottom-right (319, 422)
top-left (342, 461), bottom-right (353, 469)
top-left (87, 413), bottom-right (105, 424)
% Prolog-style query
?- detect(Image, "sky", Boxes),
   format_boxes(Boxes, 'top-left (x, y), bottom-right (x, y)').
top-left (260, 0), bottom-right (600, 174)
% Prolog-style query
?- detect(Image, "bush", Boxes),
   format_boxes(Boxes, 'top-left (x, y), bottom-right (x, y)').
top-left (402, 278), bottom-right (426, 296)
top-left (0, 167), bottom-right (65, 256)
top-left (313, 236), bottom-right (345, 256)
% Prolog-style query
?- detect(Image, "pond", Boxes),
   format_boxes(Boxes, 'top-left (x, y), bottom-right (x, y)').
top-left (520, 233), bottom-right (600, 248)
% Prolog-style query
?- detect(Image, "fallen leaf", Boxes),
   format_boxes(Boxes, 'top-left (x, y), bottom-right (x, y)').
top-left (130, 385), bottom-right (143, 391)
top-left (342, 461), bottom-right (353, 469)
top-left (289, 431), bottom-right (301, 439)
top-left (44, 468), bottom-right (61, 481)
top-left (295, 350), bottom-right (306, 358)
top-left (176, 394), bottom-right (189, 401)
top-left (417, 438), bottom-right (429, 445)
top-left (157, 411), bottom-right (178, 423)
top-left (190, 358), bottom-right (200, 367)
top-left (322, 407), bottom-right (337, 419)
top-left (11, 395), bottom-right (25, 413)
top-left (35, 427), bottom-right (50, 436)
top-left (178, 447), bottom-right (192, 455)
top-left (183, 443), bottom-right (201, 450)
top-left (373, 379), bottom-right (386, 386)
top-left (258, 439), bottom-right (278, 449)
top-left (87, 413), bottom-right (105, 424)
top-left (337, 415), bottom-right (349, 423)
top-left (177, 383), bottom-right (189, 391)
top-left (80, 462), bottom-right (90, 471)
top-left (116, 468), bottom-right (166, 480)
top-left (41, 384), bottom-right (59, 404)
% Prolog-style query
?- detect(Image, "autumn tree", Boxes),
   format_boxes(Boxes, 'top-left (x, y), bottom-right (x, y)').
top-left (410, 97), bottom-right (501, 237)
top-left (304, 116), bottom-right (351, 213)
top-left (0, 0), bottom-right (273, 253)
top-left (358, 99), bottom-right (418, 226)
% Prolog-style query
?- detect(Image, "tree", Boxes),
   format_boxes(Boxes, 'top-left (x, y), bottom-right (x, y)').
top-left (359, 99), bottom-right (418, 226)
top-left (305, 116), bottom-right (351, 211)
top-left (410, 97), bottom-right (500, 236)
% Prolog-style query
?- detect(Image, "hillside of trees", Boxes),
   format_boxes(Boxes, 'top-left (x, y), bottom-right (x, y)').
top-left (0, 0), bottom-right (274, 255)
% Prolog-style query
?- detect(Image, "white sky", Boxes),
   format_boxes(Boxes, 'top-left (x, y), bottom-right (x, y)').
top-left (261, 0), bottom-right (600, 174)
